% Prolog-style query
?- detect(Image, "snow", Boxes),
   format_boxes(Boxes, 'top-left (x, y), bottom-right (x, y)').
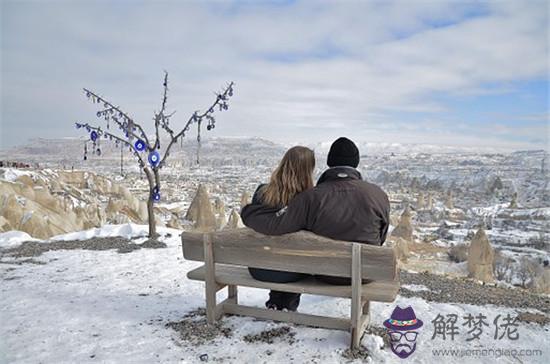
top-left (401, 284), bottom-right (431, 292)
top-left (47, 223), bottom-right (150, 242)
top-left (0, 231), bottom-right (39, 248)
top-left (1, 225), bottom-right (547, 363)
top-left (1, 168), bottom-right (33, 182)
top-left (509, 208), bottom-right (550, 219)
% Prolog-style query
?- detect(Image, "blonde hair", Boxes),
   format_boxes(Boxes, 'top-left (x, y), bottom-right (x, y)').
top-left (260, 146), bottom-right (315, 207)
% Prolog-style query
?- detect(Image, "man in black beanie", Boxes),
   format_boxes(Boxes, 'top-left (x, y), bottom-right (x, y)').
top-left (241, 137), bottom-right (390, 309)
top-left (326, 136), bottom-right (360, 168)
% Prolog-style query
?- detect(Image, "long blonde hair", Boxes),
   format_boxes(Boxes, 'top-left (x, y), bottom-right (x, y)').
top-left (260, 146), bottom-right (315, 207)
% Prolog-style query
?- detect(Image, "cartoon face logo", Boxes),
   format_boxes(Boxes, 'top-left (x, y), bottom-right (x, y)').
top-left (383, 306), bottom-right (423, 359)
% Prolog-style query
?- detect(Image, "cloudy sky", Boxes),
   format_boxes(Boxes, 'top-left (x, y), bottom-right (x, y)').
top-left (1, 0), bottom-right (548, 150)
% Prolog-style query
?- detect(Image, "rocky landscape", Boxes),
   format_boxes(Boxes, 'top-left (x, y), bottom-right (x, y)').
top-left (1, 136), bottom-right (547, 290)
top-left (1, 136), bottom-right (549, 363)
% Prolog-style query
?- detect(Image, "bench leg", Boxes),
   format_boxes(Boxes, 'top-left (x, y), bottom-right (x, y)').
top-left (228, 285), bottom-right (238, 304)
top-left (360, 300), bottom-right (371, 334)
top-left (351, 322), bottom-right (361, 350)
top-left (350, 244), bottom-right (363, 349)
top-left (205, 280), bottom-right (217, 324)
top-left (204, 233), bottom-right (222, 324)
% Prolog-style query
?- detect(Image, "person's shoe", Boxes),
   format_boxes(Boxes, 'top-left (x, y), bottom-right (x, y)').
top-left (281, 295), bottom-right (300, 312)
top-left (266, 301), bottom-right (280, 310)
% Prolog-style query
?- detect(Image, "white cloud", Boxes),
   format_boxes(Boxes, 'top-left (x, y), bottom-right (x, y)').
top-left (0, 0), bottom-right (547, 150)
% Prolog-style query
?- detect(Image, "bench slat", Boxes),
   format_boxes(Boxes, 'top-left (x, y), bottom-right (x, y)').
top-left (222, 302), bottom-right (351, 331)
top-left (182, 228), bottom-right (397, 281)
top-left (187, 264), bottom-right (400, 302)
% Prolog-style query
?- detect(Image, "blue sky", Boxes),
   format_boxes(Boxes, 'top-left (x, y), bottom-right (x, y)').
top-left (1, 0), bottom-right (548, 150)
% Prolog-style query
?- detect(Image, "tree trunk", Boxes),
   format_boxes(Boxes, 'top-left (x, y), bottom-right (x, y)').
top-left (144, 167), bottom-right (158, 238)
top-left (147, 195), bottom-right (157, 238)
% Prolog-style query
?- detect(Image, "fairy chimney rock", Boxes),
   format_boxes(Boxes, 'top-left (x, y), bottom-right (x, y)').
top-left (213, 197), bottom-right (225, 216)
top-left (392, 237), bottom-right (410, 263)
top-left (426, 193), bottom-right (433, 210)
top-left (416, 192), bottom-right (425, 210)
top-left (467, 227), bottom-right (495, 282)
top-left (444, 190), bottom-right (454, 209)
top-left (225, 208), bottom-right (242, 229)
top-left (240, 191), bottom-right (251, 209)
top-left (188, 185), bottom-right (217, 231)
top-left (185, 184), bottom-right (209, 222)
top-left (509, 192), bottom-right (518, 209)
top-left (391, 205), bottom-right (413, 242)
top-left (216, 209), bottom-right (227, 230)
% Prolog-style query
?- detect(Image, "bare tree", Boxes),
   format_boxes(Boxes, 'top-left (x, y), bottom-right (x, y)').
top-left (493, 251), bottom-right (512, 282)
top-left (516, 256), bottom-right (539, 289)
top-left (75, 72), bottom-right (234, 238)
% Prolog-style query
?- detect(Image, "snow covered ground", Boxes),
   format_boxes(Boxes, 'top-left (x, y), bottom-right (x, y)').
top-left (1, 225), bottom-right (548, 363)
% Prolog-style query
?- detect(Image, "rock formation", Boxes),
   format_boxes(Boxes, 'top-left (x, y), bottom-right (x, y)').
top-left (509, 192), bottom-right (518, 209)
top-left (0, 215), bottom-right (12, 232)
top-left (532, 267), bottom-right (550, 294)
top-left (0, 169), bottom-right (148, 239)
top-left (416, 192), bottom-right (425, 210)
top-left (185, 184), bottom-right (207, 222)
top-left (167, 214), bottom-right (183, 230)
top-left (185, 184), bottom-right (217, 231)
top-left (426, 193), bottom-right (433, 210)
top-left (391, 205), bottom-right (413, 242)
top-left (225, 208), bottom-right (242, 229)
top-left (444, 190), bottom-right (454, 209)
top-left (389, 214), bottom-right (400, 227)
top-left (391, 237), bottom-right (410, 263)
top-left (216, 209), bottom-right (227, 230)
top-left (467, 227), bottom-right (495, 282)
top-left (240, 191), bottom-right (251, 209)
top-left (213, 197), bottom-right (225, 216)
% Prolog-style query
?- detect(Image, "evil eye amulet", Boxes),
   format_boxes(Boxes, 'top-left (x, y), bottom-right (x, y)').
top-left (134, 139), bottom-right (146, 152)
top-left (148, 151), bottom-right (160, 167)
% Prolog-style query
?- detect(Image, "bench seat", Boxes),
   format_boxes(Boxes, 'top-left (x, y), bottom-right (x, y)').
top-left (187, 264), bottom-right (399, 302)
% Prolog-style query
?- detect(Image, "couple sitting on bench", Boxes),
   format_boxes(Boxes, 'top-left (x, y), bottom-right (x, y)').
top-left (241, 137), bottom-right (390, 312)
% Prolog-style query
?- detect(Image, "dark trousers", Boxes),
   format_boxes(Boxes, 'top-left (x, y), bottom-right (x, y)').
top-left (248, 269), bottom-right (370, 310)
top-left (248, 267), bottom-right (306, 310)
top-left (314, 275), bottom-right (371, 285)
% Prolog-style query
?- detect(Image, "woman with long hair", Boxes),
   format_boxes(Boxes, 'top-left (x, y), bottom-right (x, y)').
top-left (247, 146), bottom-right (315, 311)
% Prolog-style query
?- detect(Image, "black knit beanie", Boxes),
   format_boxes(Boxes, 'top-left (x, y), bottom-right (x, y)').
top-left (327, 137), bottom-right (359, 168)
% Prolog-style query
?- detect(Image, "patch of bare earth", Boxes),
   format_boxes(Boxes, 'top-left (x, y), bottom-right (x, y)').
top-left (165, 308), bottom-right (233, 346)
top-left (0, 236), bottom-right (167, 260)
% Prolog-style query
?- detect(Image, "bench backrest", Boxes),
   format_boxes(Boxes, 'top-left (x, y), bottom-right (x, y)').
top-left (182, 228), bottom-right (397, 281)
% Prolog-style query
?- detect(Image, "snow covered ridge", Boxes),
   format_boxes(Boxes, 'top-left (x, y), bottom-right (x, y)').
top-left (0, 231), bottom-right (40, 248)
top-left (1, 224), bottom-right (548, 363)
top-left (307, 140), bottom-right (538, 155)
top-left (2, 168), bottom-right (34, 183)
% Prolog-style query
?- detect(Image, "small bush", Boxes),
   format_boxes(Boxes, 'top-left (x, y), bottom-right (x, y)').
top-left (515, 256), bottom-right (542, 289)
top-left (493, 251), bottom-right (513, 282)
top-left (448, 243), bottom-right (468, 263)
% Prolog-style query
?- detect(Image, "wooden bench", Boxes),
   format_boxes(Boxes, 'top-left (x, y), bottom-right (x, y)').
top-left (181, 228), bottom-right (399, 349)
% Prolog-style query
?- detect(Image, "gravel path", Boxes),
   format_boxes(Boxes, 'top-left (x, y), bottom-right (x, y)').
top-left (400, 271), bottom-right (550, 314)
top-left (0, 236), bottom-right (167, 259)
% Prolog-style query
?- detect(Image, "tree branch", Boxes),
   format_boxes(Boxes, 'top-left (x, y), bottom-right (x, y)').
top-left (76, 122), bottom-right (147, 168)
top-left (157, 81), bottom-right (234, 168)
top-left (83, 88), bottom-right (152, 149)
